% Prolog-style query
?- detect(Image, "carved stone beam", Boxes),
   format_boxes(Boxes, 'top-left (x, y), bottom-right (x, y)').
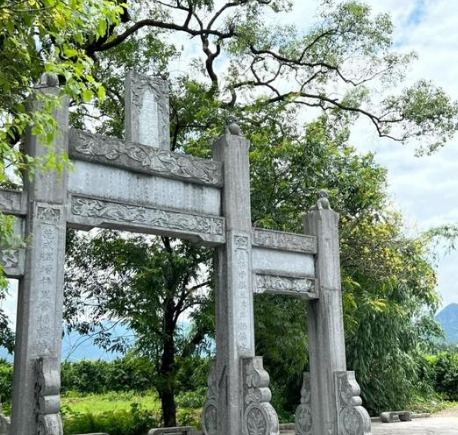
top-left (67, 196), bottom-right (225, 246)
top-left (251, 237), bottom-right (317, 299)
top-left (69, 129), bottom-right (223, 188)
top-left (252, 228), bottom-right (317, 254)
top-left (0, 217), bottom-right (25, 278)
top-left (0, 188), bottom-right (27, 216)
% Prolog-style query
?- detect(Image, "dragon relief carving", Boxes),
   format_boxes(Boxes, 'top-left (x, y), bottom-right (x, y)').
top-left (69, 129), bottom-right (223, 186)
top-left (71, 196), bottom-right (224, 236)
top-left (254, 274), bottom-right (315, 296)
top-left (35, 357), bottom-right (63, 435)
top-left (295, 373), bottom-right (312, 435)
top-left (242, 357), bottom-right (279, 435)
top-left (335, 371), bottom-right (372, 435)
top-left (252, 229), bottom-right (317, 254)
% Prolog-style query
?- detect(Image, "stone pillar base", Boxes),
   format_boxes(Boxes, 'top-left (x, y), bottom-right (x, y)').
top-left (335, 371), bottom-right (371, 435)
top-left (295, 372), bottom-right (312, 435)
top-left (202, 358), bottom-right (280, 435)
top-left (241, 357), bottom-right (279, 435)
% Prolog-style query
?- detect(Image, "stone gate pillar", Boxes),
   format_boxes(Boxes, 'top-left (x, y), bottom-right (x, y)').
top-left (302, 196), bottom-right (371, 435)
top-left (11, 74), bottom-right (68, 435)
top-left (205, 128), bottom-right (255, 435)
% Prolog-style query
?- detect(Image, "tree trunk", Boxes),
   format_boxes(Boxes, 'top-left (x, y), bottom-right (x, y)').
top-left (160, 300), bottom-right (177, 427)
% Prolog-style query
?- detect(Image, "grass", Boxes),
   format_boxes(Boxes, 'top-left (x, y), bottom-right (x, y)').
top-left (61, 390), bottom-right (161, 415)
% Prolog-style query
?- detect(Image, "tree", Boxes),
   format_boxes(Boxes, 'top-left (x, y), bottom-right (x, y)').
top-left (0, 0), bottom-right (126, 349)
top-left (65, 232), bottom-right (213, 427)
top-left (63, 0), bottom-right (450, 424)
top-left (79, 0), bottom-right (457, 154)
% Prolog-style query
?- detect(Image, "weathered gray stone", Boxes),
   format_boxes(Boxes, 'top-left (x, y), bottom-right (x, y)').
top-left (125, 71), bottom-right (170, 150)
top-left (207, 131), bottom-right (257, 435)
top-left (253, 273), bottom-right (317, 299)
top-left (10, 80), bottom-right (68, 435)
top-left (241, 357), bottom-right (279, 435)
top-left (148, 427), bottom-right (197, 435)
top-left (0, 412), bottom-right (10, 435)
top-left (69, 129), bottom-right (222, 187)
top-left (68, 161), bottom-right (221, 217)
top-left (380, 411), bottom-right (412, 423)
top-left (252, 228), bottom-right (317, 254)
top-left (0, 217), bottom-right (25, 278)
top-left (67, 195), bottom-right (225, 245)
top-left (335, 371), bottom-right (371, 434)
top-left (252, 247), bottom-right (314, 277)
top-left (303, 195), bottom-right (371, 435)
top-left (295, 372), bottom-right (312, 435)
top-left (35, 357), bottom-right (63, 435)
top-left (0, 189), bottom-right (26, 216)
top-left (3, 71), bottom-right (372, 435)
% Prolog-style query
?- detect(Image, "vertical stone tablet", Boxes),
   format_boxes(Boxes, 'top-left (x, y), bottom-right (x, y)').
top-left (11, 74), bottom-right (68, 435)
top-left (125, 71), bottom-right (170, 150)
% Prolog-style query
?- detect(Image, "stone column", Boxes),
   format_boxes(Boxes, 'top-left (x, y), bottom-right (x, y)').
top-left (303, 193), bottom-right (370, 435)
top-left (206, 127), bottom-right (255, 435)
top-left (11, 74), bottom-right (69, 435)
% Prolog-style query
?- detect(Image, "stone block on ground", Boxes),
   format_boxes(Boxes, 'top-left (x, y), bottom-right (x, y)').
top-left (148, 426), bottom-right (198, 435)
top-left (380, 411), bottom-right (412, 423)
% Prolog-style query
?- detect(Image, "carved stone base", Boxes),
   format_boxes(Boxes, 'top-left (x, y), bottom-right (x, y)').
top-left (35, 357), bottom-right (63, 435)
top-left (335, 371), bottom-right (371, 435)
top-left (201, 362), bottom-right (217, 435)
top-left (295, 372), bottom-right (312, 435)
top-left (242, 357), bottom-right (279, 435)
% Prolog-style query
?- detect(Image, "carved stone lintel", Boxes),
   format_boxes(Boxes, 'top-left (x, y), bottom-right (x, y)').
top-left (69, 129), bottom-right (223, 187)
top-left (252, 228), bottom-right (317, 254)
top-left (202, 362), bottom-right (217, 435)
top-left (0, 189), bottom-right (25, 216)
top-left (295, 372), bottom-right (312, 435)
top-left (35, 357), bottom-right (63, 435)
top-left (335, 371), bottom-right (371, 435)
top-left (69, 196), bottom-right (225, 244)
top-left (254, 273), bottom-right (316, 298)
top-left (242, 357), bottom-right (279, 435)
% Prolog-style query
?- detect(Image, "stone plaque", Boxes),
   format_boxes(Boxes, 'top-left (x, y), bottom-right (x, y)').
top-left (125, 71), bottom-right (170, 150)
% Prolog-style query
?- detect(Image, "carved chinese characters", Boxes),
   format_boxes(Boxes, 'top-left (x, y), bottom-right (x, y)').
top-left (234, 235), bottom-right (252, 355)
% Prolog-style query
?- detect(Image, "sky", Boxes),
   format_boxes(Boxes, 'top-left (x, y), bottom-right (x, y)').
top-left (287, 0), bottom-right (458, 309)
top-left (350, 0), bottom-right (458, 309)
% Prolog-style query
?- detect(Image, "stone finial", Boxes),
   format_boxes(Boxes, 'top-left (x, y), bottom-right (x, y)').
top-left (310, 190), bottom-right (331, 211)
top-left (37, 73), bottom-right (59, 88)
top-left (225, 116), bottom-right (243, 136)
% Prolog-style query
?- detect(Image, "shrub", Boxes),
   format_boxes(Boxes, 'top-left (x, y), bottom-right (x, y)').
top-left (432, 351), bottom-right (458, 401)
top-left (0, 359), bottom-right (13, 404)
top-left (63, 403), bottom-right (160, 435)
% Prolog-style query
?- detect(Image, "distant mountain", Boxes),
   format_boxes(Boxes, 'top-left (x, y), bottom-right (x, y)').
top-left (0, 322), bottom-right (128, 362)
top-left (436, 303), bottom-right (458, 343)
